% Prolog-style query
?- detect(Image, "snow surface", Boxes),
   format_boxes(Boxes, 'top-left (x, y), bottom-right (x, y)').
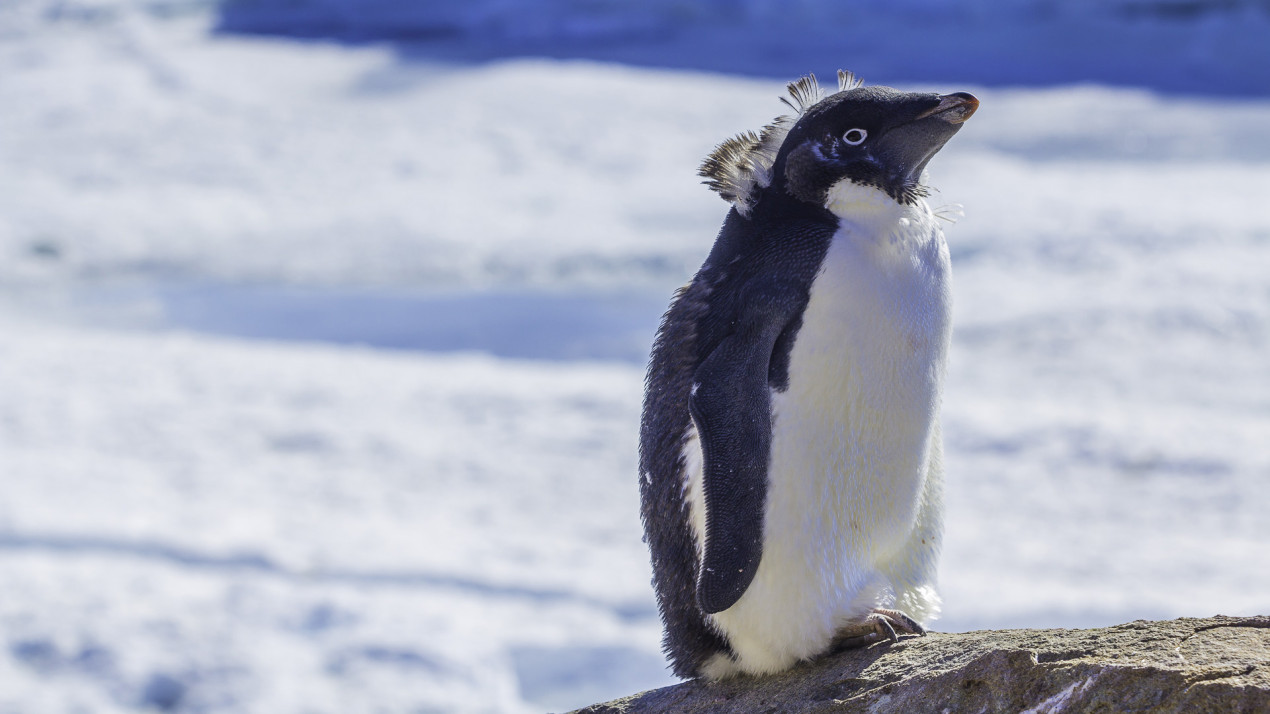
top-left (2, 2), bottom-right (1269, 712)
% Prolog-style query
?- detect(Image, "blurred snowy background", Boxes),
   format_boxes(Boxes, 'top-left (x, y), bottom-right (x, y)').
top-left (2, 0), bottom-right (1269, 711)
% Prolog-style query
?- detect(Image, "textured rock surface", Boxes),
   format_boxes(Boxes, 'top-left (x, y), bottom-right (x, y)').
top-left (569, 616), bottom-right (1269, 713)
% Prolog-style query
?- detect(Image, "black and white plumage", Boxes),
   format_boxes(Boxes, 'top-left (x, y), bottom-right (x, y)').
top-left (638, 72), bottom-right (978, 680)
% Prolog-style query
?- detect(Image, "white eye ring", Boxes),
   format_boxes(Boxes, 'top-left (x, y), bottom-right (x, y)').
top-left (843, 128), bottom-right (867, 145)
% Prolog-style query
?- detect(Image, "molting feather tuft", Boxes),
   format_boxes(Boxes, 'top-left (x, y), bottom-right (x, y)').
top-left (837, 69), bottom-right (864, 92)
top-left (698, 119), bottom-right (788, 217)
top-left (779, 75), bottom-right (825, 116)
top-left (698, 71), bottom-right (864, 217)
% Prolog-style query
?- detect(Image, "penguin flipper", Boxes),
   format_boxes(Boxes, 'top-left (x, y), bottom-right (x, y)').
top-left (688, 283), bottom-right (798, 614)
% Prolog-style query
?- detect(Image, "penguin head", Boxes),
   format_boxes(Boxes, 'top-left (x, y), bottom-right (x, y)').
top-left (699, 72), bottom-right (978, 214)
top-left (779, 86), bottom-right (978, 207)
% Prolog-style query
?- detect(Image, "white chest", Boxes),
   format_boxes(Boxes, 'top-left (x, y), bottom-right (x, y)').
top-left (770, 187), bottom-right (952, 556)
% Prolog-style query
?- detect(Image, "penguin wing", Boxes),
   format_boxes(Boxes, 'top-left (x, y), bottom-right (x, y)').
top-left (689, 279), bottom-right (801, 614)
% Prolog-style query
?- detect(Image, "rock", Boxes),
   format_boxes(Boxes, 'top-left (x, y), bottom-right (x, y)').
top-left (568, 616), bottom-right (1269, 714)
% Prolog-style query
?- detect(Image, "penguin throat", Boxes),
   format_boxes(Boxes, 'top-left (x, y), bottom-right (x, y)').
top-left (824, 180), bottom-right (937, 253)
top-left (825, 180), bottom-right (910, 218)
top-left (831, 166), bottom-right (930, 207)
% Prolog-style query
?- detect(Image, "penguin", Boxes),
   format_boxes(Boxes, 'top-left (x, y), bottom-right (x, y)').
top-left (638, 71), bottom-right (978, 680)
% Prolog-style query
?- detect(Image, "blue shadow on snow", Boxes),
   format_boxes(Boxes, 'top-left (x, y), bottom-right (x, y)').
top-left (147, 284), bottom-right (667, 363)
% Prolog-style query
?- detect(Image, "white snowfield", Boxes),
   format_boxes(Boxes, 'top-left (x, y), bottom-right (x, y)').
top-left (2, 3), bottom-right (1269, 713)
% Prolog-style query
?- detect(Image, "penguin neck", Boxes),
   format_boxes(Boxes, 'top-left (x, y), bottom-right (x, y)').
top-left (823, 179), bottom-right (936, 255)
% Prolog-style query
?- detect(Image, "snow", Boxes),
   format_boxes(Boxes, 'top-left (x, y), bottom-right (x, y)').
top-left (0, 320), bottom-right (660, 712)
top-left (2, 1), bottom-right (1269, 712)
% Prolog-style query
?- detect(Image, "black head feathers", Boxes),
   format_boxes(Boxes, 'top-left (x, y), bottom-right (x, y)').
top-left (699, 72), bottom-right (977, 212)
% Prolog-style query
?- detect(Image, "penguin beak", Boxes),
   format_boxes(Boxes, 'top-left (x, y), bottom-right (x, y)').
top-left (914, 92), bottom-right (979, 124)
top-left (872, 92), bottom-right (978, 184)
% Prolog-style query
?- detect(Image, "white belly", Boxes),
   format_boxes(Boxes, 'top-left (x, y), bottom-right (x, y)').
top-left (688, 189), bottom-right (953, 678)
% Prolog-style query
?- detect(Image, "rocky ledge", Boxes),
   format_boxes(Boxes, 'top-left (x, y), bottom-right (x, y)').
top-left (570, 615), bottom-right (1269, 713)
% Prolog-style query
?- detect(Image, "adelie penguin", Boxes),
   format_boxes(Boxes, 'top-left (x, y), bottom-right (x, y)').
top-left (639, 71), bottom-right (978, 680)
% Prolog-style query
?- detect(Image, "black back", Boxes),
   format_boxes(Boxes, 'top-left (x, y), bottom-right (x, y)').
top-left (638, 189), bottom-right (836, 676)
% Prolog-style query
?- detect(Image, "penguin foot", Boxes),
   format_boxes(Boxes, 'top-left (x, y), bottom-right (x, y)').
top-left (831, 608), bottom-right (926, 650)
top-left (872, 608), bottom-right (926, 637)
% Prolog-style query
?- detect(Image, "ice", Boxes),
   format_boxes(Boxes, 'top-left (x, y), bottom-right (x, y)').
top-left (2, 1), bottom-right (1269, 711)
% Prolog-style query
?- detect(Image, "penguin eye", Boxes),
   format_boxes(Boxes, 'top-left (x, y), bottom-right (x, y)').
top-left (842, 128), bottom-right (867, 145)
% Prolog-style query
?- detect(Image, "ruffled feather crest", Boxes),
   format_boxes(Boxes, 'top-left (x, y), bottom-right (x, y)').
top-left (698, 70), bottom-right (865, 216)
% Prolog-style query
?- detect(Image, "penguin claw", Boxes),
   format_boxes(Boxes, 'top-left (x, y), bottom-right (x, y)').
top-left (872, 607), bottom-right (926, 637)
top-left (869, 613), bottom-right (900, 643)
top-left (831, 608), bottom-right (925, 651)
